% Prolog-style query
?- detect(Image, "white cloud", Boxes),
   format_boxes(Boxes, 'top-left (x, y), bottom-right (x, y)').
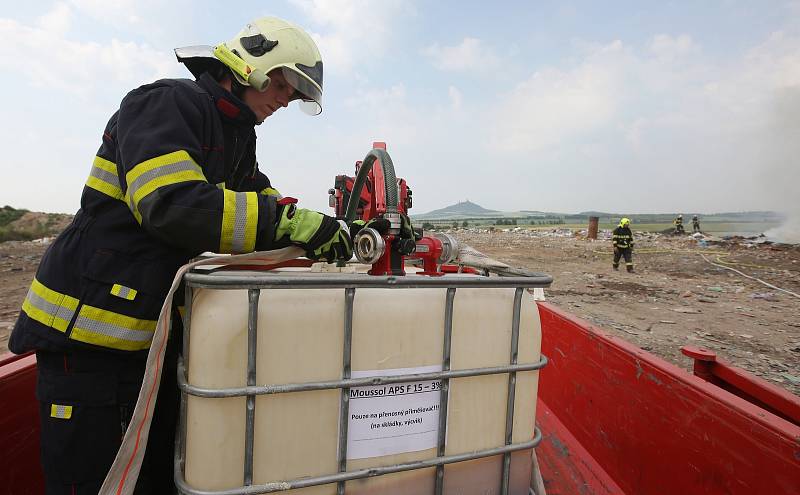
top-left (68, 0), bottom-right (145, 26)
top-left (423, 37), bottom-right (500, 72)
top-left (339, 83), bottom-right (425, 145)
top-left (37, 2), bottom-right (72, 35)
top-left (476, 26), bottom-right (800, 211)
top-left (64, 0), bottom-right (196, 44)
top-left (648, 33), bottom-right (696, 60)
top-left (290, 0), bottom-right (411, 73)
top-left (448, 85), bottom-right (462, 110)
top-left (488, 40), bottom-right (625, 152)
top-left (0, 16), bottom-right (178, 96)
top-left (344, 83), bottom-right (407, 109)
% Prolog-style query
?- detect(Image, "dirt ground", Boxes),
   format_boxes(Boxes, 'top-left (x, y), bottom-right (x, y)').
top-left (0, 240), bottom-right (49, 352)
top-left (450, 228), bottom-right (800, 396)
top-left (2, 231), bottom-right (799, 397)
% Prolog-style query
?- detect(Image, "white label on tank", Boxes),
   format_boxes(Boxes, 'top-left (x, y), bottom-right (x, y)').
top-left (346, 365), bottom-right (443, 459)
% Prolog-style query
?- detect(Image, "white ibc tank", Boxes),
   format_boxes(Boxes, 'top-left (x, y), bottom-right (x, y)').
top-left (183, 267), bottom-right (541, 494)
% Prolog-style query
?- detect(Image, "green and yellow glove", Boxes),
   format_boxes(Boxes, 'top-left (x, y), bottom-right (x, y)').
top-left (349, 217), bottom-right (389, 237)
top-left (276, 204), bottom-right (353, 262)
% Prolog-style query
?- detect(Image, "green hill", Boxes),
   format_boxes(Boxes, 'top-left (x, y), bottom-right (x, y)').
top-left (415, 200), bottom-right (499, 219)
top-left (0, 206), bottom-right (73, 242)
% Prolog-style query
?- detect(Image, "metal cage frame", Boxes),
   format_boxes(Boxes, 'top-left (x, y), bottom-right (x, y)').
top-left (175, 271), bottom-right (552, 495)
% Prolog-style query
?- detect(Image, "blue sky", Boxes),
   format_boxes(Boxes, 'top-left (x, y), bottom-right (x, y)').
top-left (1, 0), bottom-right (799, 217)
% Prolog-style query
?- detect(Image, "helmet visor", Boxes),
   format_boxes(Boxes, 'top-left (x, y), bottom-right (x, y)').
top-left (282, 66), bottom-right (322, 116)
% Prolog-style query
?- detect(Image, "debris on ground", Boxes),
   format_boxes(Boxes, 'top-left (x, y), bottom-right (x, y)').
top-left (449, 229), bottom-right (800, 396)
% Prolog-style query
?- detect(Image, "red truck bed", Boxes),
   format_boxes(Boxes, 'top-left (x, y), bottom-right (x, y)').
top-left (2, 303), bottom-right (798, 494)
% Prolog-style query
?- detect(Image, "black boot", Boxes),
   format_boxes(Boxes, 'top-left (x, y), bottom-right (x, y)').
top-left (613, 265), bottom-right (619, 271)
top-left (627, 265), bottom-right (634, 273)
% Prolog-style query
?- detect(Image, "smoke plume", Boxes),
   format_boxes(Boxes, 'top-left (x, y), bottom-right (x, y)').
top-left (763, 86), bottom-right (800, 244)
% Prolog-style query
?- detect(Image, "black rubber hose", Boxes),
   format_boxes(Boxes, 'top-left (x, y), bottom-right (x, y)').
top-left (344, 148), bottom-right (399, 224)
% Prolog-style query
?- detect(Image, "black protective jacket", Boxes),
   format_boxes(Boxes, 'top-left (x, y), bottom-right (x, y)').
top-left (11, 74), bottom-right (281, 354)
top-left (612, 226), bottom-right (634, 250)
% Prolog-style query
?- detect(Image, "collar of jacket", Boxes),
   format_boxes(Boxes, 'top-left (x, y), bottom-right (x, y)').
top-left (196, 73), bottom-right (258, 129)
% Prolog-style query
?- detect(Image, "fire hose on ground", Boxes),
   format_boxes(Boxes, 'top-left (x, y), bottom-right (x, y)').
top-left (590, 248), bottom-right (799, 299)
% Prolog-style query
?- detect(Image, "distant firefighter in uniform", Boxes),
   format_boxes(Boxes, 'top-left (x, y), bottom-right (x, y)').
top-left (612, 218), bottom-right (635, 273)
top-left (692, 215), bottom-right (701, 233)
top-left (673, 214), bottom-right (685, 234)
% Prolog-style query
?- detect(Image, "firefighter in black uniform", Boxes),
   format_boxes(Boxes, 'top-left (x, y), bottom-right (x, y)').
top-left (674, 214), bottom-right (685, 234)
top-left (612, 218), bottom-right (635, 273)
top-left (692, 215), bottom-right (701, 233)
top-left (9, 17), bottom-right (353, 494)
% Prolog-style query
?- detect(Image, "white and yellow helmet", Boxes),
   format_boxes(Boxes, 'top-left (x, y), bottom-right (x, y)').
top-left (175, 17), bottom-right (323, 115)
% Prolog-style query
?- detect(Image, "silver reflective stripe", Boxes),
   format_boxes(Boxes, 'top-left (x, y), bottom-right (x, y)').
top-left (73, 316), bottom-right (154, 343)
top-left (53, 405), bottom-right (70, 418)
top-left (233, 192), bottom-right (249, 253)
top-left (126, 160), bottom-right (200, 208)
top-left (116, 286), bottom-right (134, 299)
top-left (90, 166), bottom-right (120, 188)
top-left (26, 287), bottom-right (76, 323)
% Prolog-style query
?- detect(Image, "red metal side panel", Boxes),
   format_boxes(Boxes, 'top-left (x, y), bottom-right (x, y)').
top-left (0, 352), bottom-right (43, 495)
top-left (536, 399), bottom-right (625, 494)
top-left (536, 302), bottom-right (800, 495)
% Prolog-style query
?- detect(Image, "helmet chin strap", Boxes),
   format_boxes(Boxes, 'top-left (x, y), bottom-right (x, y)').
top-left (229, 71), bottom-right (249, 101)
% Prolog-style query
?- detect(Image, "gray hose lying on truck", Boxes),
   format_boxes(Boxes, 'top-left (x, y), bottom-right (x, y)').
top-left (456, 243), bottom-right (547, 278)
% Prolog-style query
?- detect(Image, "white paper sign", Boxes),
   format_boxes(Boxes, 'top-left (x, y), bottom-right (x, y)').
top-left (346, 365), bottom-right (443, 460)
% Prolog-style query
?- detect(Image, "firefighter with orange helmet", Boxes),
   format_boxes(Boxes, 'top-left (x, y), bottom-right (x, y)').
top-left (10, 17), bottom-right (346, 493)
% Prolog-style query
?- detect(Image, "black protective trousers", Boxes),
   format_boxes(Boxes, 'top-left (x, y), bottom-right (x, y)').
top-left (36, 337), bottom-right (179, 494)
top-left (613, 247), bottom-right (633, 271)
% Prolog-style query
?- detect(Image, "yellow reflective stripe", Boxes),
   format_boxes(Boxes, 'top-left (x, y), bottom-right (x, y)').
top-left (130, 169), bottom-right (206, 205)
top-left (124, 151), bottom-right (207, 223)
top-left (76, 305), bottom-right (156, 332)
top-left (21, 278), bottom-right (79, 332)
top-left (86, 156), bottom-right (124, 200)
top-left (30, 278), bottom-right (80, 309)
top-left (22, 299), bottom-right (72, 333)
top-left (69, 328), bottom-right (152, 351)
top-left (243, 192), bottom-right (258, 252)
top-left (220, 189), bottom-right (258, 254)
top-left (220, 189), bottom-right (235, 253)
top-left (50, 404), bottom-right (73, 420)
top-left (86, 177), bottom-right (123, 200)
top-left (260, 187), bottom-right (282, 199)
top-left (110, 284), bottom-right (137, 301)
top-left (93, 156), bottom-right (116, 174)
top-left (125, 150), bottom-right (197, 184)
top-left (70, 304), bottom-right (156, 352)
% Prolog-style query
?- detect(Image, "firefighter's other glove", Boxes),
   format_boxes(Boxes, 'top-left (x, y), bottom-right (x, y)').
top-left (276, 205), bottom-right (353, 262)
top-left (349, 214), bottom-right (421, 241)
top-left (349, 217), bottom-right (391, 238)
top-left (401, 214), bottom-right (422, 241)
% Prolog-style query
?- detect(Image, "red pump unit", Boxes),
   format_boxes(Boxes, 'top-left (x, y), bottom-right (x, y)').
top-left (329, 142), bottom-right (459, 276)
